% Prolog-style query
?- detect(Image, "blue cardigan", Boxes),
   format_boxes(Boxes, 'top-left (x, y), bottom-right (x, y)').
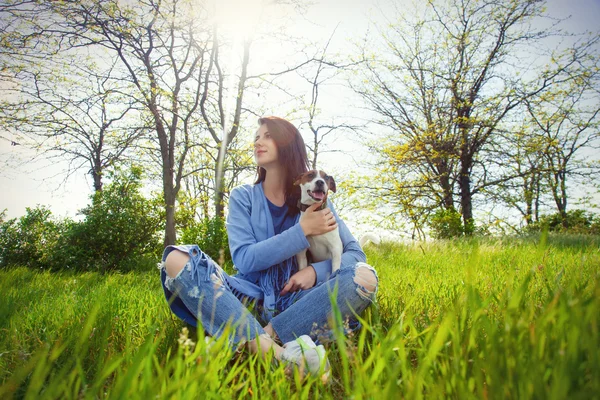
top-left (160, 182), bottom-right (366, 325)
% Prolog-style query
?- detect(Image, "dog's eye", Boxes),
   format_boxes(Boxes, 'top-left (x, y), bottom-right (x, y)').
top-left (308, 172), bottom-right (315, 179)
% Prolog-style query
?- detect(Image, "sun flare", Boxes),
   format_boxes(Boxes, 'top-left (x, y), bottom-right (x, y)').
top-left (212, 0), bottom-right (266, 39)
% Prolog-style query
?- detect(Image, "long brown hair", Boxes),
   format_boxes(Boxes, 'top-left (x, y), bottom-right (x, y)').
top-left (254, 116), bottom-right (309, 215)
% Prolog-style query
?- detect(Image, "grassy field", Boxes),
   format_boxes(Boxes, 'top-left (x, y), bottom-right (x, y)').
top-left (0, 234), bottom-right (599, 399)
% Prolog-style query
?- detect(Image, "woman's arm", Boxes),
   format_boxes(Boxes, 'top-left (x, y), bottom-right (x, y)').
top-left (227, 186), bottom-right (310, 274)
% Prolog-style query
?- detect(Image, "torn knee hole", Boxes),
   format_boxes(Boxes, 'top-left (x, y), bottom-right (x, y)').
top-left (354, 266), bottom-right (378, 294)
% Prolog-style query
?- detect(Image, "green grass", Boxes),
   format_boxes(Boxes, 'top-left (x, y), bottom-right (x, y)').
top-left (1, 234), bottom-right (599, 399)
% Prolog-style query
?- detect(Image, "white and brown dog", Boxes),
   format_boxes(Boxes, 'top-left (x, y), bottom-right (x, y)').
top-left (294, 169), bottom-right (343, 273)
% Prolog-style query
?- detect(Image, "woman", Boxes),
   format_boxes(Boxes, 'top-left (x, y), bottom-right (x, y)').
top-left (159, 116), bottom-right (378, 380)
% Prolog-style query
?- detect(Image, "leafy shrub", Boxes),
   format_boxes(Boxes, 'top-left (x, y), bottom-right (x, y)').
top-left (429, 208), bottom-right (466, 239)
top-left (179, 216), bottom-right (231, 271)
top-left (0, 207), bottom-right (67, 269)
top-left (526, 209), bottom-right (600, 235)
top-left (0, 168), bottom-right (163, 272)
top-left (63, 168), bottom-right (164, 272)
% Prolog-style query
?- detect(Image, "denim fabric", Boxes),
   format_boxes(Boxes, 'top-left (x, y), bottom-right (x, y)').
top-left (161, 244), bottom-right (378, 346)
top-left (270, 262), bottom-right (378, 343)
top-left (161, 246), bottom-right (265, 345)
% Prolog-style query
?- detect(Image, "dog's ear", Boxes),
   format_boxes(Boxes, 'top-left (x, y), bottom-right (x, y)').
top-left (293, 174), bottom-right (303, 186)
top-left (326, 175), bottom-right (337, 193)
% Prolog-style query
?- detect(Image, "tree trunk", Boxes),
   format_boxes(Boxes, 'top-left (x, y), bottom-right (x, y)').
top-left (459, 160), bottom-right (474, 235)
top-left (534, 177), bottom-right (541, 223)
top-left (213, 137), bottom-right (227, 219)
top-left (163, 187), bottom-right (177, 247)
top-left (215, 190), bottom-right (225, 218)
top-left (155, 108), bottom-right (177, 247)
top-left (162, 130), bottom-right (177, 247)
top-left (550, 168), bottom-right (568, 229)
top-left (214, 156), bottom-right (226, 218)
top-left (92, 169), bottom-right (103, 192)
top-left (559, 168), bottom-right (568, 228)
top-left (523, 175), bottom-right (533, 225)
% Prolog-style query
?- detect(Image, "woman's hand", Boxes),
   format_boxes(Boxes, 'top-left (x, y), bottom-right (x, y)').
top-left (299, 202), bottom-right (338, 236)
top-left (280, 266), bottom-right (317, 295)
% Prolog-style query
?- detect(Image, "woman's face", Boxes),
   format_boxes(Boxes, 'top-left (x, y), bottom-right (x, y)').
top-left (254, 124), bottom-right (279, 168)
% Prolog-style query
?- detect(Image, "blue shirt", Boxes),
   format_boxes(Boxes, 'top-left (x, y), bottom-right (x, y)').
top-left (266, 198), bottom-right (295, 235)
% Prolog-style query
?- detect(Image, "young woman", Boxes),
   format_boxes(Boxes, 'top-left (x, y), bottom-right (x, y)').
top-left (159, 116), bottom-right (378, 380)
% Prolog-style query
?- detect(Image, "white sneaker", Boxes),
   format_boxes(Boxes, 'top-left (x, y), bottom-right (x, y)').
top-left (280, 335), bottom-right (330, 382)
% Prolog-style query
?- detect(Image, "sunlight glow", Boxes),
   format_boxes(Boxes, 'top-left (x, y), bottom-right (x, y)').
top-left (212, 0), bottom-right (266, 40)
top-left (210, 0), bottom-right (266, 207)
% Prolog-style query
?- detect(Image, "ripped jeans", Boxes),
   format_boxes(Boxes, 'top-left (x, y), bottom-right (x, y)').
top-left (160, 245), bottom-right (378, 345)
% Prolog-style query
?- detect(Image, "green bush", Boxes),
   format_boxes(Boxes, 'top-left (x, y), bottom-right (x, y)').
top-left (62, 168), bottom-right (164, 272)
top-left (0, 207), bottom-right (67, 269)
top-left (429, 208), bottom-right (466, 239)
top-left (0, 168), bottom-right (163, 272)
top-left (526, 209), bottom-right (600, 235)
top-left (179, 216), bottom-right (231, 271)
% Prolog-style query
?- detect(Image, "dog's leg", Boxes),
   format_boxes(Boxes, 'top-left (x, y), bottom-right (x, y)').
top-left (296, 250), bottom-right (308, 271)
top-left (331, 251), bottom-right (341, 273)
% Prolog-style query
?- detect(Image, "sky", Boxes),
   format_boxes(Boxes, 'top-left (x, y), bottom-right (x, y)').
top-left (1, 0), bottom-right (599, 229)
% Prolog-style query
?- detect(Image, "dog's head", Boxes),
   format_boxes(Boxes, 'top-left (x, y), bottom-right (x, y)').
top-left (294, 169), bottom-right (337, 206)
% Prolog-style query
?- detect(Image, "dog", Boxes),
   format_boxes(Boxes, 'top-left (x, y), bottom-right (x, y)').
top-left (294, 169), bottom-right (343, 273)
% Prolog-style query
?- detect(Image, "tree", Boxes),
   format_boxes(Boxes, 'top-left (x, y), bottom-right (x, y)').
top-left (198, 33), bottom-right (252, 218)
top-left (2, 0), bottom-right (264, 245)
top-left (525, 40), bottom-right (600, 226)
top-left (1, 0), bottom-right (210, 245)
top-left (294, 29), bottom-right (363, 169)
top-left (353, 0), bottom-right (586, 235)
top-left (177, 134), bottom-right (255, 228)
top-left (491, 125), bottom-right (547, 227)
top-left (0, 59), bottom-right (144, 191)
